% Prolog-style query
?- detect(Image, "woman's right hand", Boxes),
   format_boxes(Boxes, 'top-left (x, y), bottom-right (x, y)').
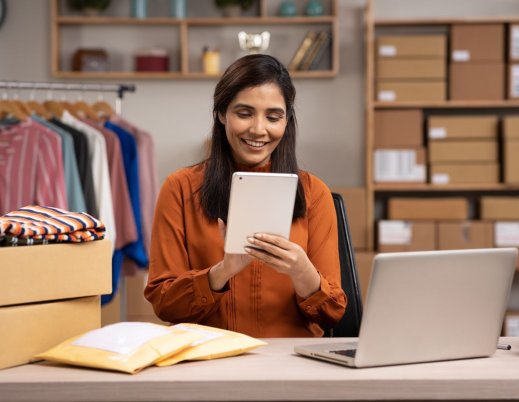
top-left (208, 218), bottom-right (252, 291)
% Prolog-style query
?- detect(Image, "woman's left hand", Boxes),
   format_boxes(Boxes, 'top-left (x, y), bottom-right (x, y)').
top-left (245, 233), bottom-right (321, 298)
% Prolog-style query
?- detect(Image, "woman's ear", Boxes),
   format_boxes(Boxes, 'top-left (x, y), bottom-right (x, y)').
top-left (218, 111), bottom-right (226, 125)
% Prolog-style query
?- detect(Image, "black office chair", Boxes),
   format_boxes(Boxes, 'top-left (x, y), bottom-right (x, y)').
top-left (326, 192), bottom-right (363, 337)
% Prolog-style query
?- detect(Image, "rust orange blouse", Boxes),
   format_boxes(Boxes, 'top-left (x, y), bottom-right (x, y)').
top-left (145, 163), bottom-right (347, 337)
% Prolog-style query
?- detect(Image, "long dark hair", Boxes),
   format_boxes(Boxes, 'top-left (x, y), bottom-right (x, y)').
top-left (200, 54), bottom-right (306, 223)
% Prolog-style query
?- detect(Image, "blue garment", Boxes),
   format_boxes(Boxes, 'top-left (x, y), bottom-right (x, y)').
top-left (104, 121), bottom-right (148, 268)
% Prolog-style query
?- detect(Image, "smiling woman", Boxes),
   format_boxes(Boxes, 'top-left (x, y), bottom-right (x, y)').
top-left (145, 54), bottom-right (346, 338)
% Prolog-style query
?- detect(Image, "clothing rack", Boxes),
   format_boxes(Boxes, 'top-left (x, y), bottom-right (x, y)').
top-left (0, 81), bottom-right (136, 115)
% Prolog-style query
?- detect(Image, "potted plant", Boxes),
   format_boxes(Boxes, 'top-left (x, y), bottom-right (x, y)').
top-left (214, 0), bottom-right (254, 17)
top-left (68, 0), bottom-right (111, 16)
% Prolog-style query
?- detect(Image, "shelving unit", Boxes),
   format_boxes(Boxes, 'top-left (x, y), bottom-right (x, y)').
top-left (364, 0), bottom-right (519, 251)
top-left (50, 0), bottom-right (339, 79)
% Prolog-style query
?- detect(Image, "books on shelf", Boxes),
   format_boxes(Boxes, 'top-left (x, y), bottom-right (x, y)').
top-left (288, 30), bottom-right (331, 71)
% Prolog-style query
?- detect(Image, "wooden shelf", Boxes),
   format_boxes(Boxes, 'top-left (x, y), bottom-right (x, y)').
top-left (375, 16), bottom-right (519, 26)
top-left (51, 0), bottom-right (339, 79)
top-left (374, 183), bottom-right (519, 192)
top-left (374, 101), bottom-right (519, 109)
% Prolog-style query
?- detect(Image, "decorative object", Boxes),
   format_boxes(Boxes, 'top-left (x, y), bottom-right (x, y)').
top-left (238, 31), bottom-right (270, 54)
top-left (72, 48), bottom-right (108, 72)
top-left (170, 0), bottom-right (186, 18)
top-left (202, 47), bottom-right (221, 75)
top-left (130, 0), bottom-right (147, 19)
top-left (134, 48), bottom-right (169, 72)
top-left (305, 0), bottom-right (323, 16)
top-left (279, 1), bottom-right (296, 17)
top-left (67, 0), bottom-right (111, 16)
top-left (214, 0), bottom-right (253, 18)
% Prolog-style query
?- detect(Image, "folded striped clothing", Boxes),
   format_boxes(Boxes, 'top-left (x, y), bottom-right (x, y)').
top-left (0, 205), bottom-right (105, 246)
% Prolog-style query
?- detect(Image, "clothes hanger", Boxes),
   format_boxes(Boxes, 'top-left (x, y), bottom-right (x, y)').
top-left (23, 84), bottom-right (53, 119)
top-left (0, 100), bottom-right (28, 121)
top-left (92, 93), bottom-right (115, 118)
top-left (74, 100), bottom-right (101, 121)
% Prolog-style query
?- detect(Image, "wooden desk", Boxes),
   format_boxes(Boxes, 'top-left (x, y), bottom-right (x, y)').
top-left (1, 337), bottom-right (519, 402)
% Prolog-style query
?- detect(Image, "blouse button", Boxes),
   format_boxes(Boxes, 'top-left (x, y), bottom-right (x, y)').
top-left (201, 297), bottom-right (208, 304)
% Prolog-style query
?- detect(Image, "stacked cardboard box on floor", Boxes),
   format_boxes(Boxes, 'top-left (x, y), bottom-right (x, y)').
top-left (450, 24), bottom-right (505, 100)
top-left (373, 109), bottom-right (426, 183)
top-left (375, 35), bottom-right (446, 102)
top-left (427, 115), bottom-right (499, 184)
top-left (0, 240), bottom-right (111, 369)
top-left (503, 116), bottom-right (519, 183)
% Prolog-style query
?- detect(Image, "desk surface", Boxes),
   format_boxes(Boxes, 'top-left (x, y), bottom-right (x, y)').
top-left (1, 337), bottom-right (519, 402)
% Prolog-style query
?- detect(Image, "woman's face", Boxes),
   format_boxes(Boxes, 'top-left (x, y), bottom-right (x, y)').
top-left (219, 83), bottom-right (287, 168)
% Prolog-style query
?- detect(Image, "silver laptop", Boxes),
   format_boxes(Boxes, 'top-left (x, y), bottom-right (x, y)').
top-left (295, 248), bottom-right (517, 368)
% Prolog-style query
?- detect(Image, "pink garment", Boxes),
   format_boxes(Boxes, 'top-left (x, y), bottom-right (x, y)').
top-left (0, 120), bottom-right (67, 215)
top-left (82, 118), bottom-right (138, 250)
top-left (109, 116), bottom-right (159, 253)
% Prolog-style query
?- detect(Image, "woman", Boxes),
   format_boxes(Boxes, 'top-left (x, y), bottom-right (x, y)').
top-left (145, 54), bottom-right (346, 337)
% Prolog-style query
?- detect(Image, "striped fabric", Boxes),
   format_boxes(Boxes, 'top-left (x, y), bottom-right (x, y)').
top-left (0, 205), bottom-right (105, 246)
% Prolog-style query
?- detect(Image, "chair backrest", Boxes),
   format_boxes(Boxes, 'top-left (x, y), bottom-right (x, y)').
top-left (327, 192), bottom-right (363, 337)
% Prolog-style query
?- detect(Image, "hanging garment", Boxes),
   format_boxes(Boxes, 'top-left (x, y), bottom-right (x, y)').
top-left (0, 120), bottom-right (67, 215)
top-left (61, 111), bottom-right (116, 249)
top-left (31, 115), bottom-right (87, 213)
top-left (0, 205), bottom-right (104, 246)
top-left (50, 118), bottom-right (98, 218)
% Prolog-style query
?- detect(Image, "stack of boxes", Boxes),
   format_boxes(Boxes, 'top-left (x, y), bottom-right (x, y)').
top-left (450, 24), bottom-right (505, 100)
top-left (373, 109), bottom-right (426, 183)
top-left (0, 240), bottom-right (111, 369)
top-left (375, 35), bottom-right (447, 102)
top-left (427, 115), bottom-right (500, 184)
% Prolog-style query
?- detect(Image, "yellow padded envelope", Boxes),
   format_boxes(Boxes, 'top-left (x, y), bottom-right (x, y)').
top-left (156, 323), bottom-right (267, 366)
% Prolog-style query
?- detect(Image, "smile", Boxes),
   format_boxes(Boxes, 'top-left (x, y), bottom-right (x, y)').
top-left (242, 138), bottom-right (268, 148)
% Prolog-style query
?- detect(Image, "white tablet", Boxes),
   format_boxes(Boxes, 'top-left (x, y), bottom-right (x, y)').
top-left (224, 172), bottom-right (299, 254)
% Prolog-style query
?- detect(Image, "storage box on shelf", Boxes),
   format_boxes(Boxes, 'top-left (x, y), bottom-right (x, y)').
top-left (0, 240), bottom-right (111, 369)
top-left (51, 0), bottom-right (339, 79)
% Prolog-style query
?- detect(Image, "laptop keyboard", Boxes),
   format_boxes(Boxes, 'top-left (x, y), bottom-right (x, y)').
top-left (330, 348), bottom-right (356, 358)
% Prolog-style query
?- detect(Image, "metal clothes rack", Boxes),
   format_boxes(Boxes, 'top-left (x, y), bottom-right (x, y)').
top-left (0, 81), bottom-right (136, 115)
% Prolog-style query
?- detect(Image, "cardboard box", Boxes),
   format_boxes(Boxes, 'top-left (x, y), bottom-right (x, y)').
top-left (377, 220), bottom-right (436, 252)
top-left (508, 63), bottom-right (519, 99)
top-left (374, 109), bottom-right (423, 148)
top-left (503, 311), bottom-right (519, 336)
top-left (374, 148), bottom-right (426, 183)
top-left (430, 163), bottom-right (499, 184)
top-left (354, 252), bottom-right (375, 306)
top-left (0, 296), bottom-right (100, 369)
top-left (450, 24), bottom-right (504, 62)
top-left (428, 140), bottom-right (498, 163)
top-left (388, 198), bottom-right (469, 220)
top-left (504, 140), bottom-right (519, 183)
top-left (503, 116), bottom-right (519, 139)
top-left (0, 240), bottom-right (111, 307)
top-left (377, 80), bottom-right (446, 102)
top-left (510, 25), bottom-right (519, 61)
top-left (481, 197), bottom-right (519, 220)
top-left (330, 187), bottom-right (367, 250)
top-left (377, 35), bottom-right (446, 58)
top-left (376, 58), bottom-right (446, 79)
top-left (427, 116), bottom-right (498, 140)
top-left (493, 222), bottom-right (519, 247)
top-left (437, 221), bottom-right (493, 250)
top-left (449, 63), bottom-right (505, 100)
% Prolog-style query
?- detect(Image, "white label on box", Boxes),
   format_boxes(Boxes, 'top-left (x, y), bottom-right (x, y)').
top-left (374, 149), bottom-right (426, 182)
top-left (72, 322), bottom-right (171, 355)
top-left (378, 90), bottom-right (396, 101)
top-left (505, 315), bottom-right (519, 336)
top-left (431, 173), bottom-right (450, 184)
top-left (512, 26), bottom-right (519, 59)
top-left (452, 50), bottom-right (470, 62)
top-left (379, 220), bottom-right (412, 245)
top-left (511, 65), bottom-right (519, 98)
top-left (429, 127), bottom-right (447, 139)
top-left (494, 222), bottom-right (519, 246)
top-left (378, 45), bottom-right (396, 57)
